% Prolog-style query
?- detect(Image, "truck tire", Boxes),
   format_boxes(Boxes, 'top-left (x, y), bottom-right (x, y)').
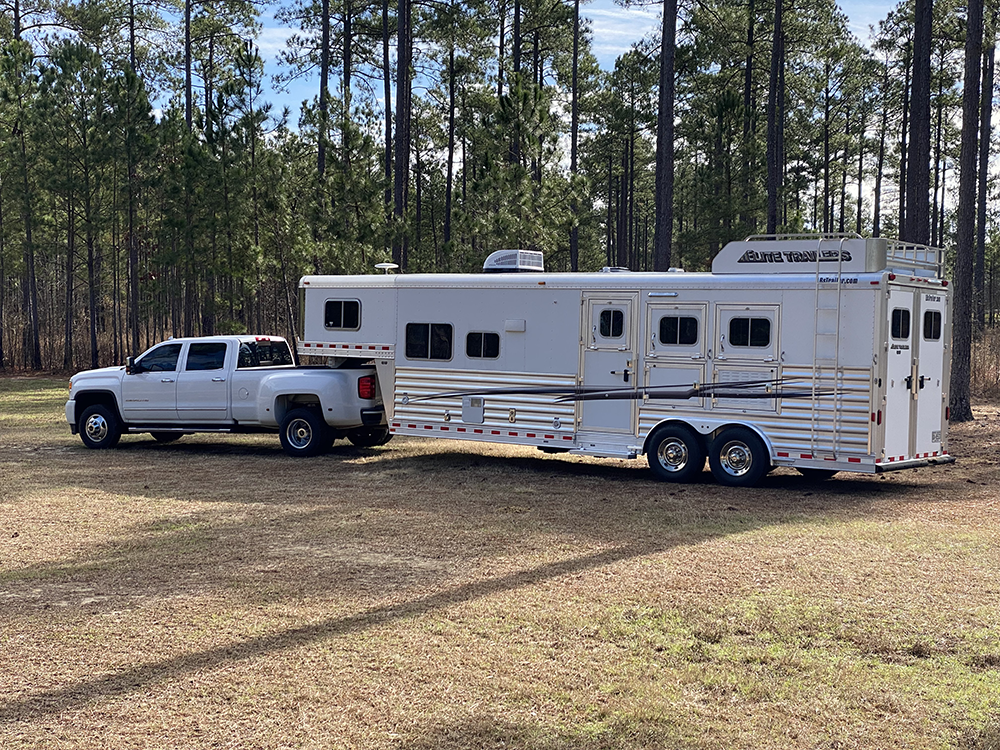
top-left (708, 426), bottom-right (770, 487)
top-left (78, 404), bottom-right (122, 450)
top-left (647, 424), bottom-right (705, 483)
top-left (279, 408), bottom-right (330, 457)
top-left (347, 427), bottom-right (392, 448)
top-left (151, 432), bottom-right (183, 443)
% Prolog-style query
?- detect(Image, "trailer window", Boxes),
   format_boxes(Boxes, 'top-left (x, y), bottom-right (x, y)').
top-left (658, 316), bottom-right (698, 346)
top-left (406, 323), bottom-right (453, 360)
top-left (729, 317), bottom-right (771, 348)
top-left (325, 300), bottom-right (361, 330)
top-left (923, 310), bottom-right (941, 341)
top-left (186, 342), bottom-right (227, 371)
top-left (599, 309), bottom-right (624, 338)
top-left (891, 309), bottom-right (911, 340)
top-left (467, 332), bottom-right (500, 359)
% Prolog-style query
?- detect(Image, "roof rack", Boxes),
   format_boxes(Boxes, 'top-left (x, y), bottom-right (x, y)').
top-left (884, 239), bottom-right (945, 278)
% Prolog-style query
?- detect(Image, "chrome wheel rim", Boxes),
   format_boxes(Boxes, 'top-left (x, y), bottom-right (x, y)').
top-left (85, 414), bottom-right (109, 443)
top-left (286, 418), bottom-right (313, 449)
top-left (719, 440), bottom-right (753, 477)
top-left (657, 438), bottom-right (690, 473)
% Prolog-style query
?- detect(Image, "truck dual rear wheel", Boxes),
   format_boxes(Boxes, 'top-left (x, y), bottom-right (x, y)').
top-left (647, 425), bottom-right (705, 483)
top-left (78, 404), bottom-right (122, 450)
top-left (709, 427), bottom-right (770, 487)
top-left (279, 408), bottom-right (331, 457)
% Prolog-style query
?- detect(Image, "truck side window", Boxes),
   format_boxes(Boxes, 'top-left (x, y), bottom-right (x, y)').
top-left (325, 300), bottom-right (361, 330)
top-left (599, 309), bottom-right (624, 338)
top-left (729, 317), bottom-right (770, 348)
top-left (137, 343), bottom-right (182, 372)
top-left (891, 309), bottom-right (911, 340)
top-left (658, 316), bottom-right (698, 346)
top-left (467, 332), bottom-right (500, 359)
top-left (186, 342), bottom-right (227, 371)
top-left (406, 323), bottom-right (453, 360)
top-left (922, 310), bottom-right (941, 341)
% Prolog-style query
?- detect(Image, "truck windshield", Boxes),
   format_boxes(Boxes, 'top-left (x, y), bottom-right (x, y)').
top-left (237, 340), bottom-right (294, 368)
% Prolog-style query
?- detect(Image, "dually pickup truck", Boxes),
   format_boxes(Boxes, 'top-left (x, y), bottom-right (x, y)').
top-left (66, 335), bottom-right (389, 456)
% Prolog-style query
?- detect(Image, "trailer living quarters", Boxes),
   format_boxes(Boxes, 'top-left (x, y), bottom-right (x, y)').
top-left (297, 235), bottom-right (954, 487)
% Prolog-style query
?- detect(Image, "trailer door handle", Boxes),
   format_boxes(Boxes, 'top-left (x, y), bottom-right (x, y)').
top-left (919, 375), bottom-right (926, 389)
top-left (611, 368), bottom-right (631, 383)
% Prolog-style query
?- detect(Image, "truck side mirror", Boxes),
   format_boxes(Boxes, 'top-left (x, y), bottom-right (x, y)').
top-left (126, 356), bottom-right (136, 374)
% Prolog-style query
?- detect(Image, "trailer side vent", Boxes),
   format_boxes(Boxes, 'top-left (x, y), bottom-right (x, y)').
top-left (483, 249), bottom-right (545, 273)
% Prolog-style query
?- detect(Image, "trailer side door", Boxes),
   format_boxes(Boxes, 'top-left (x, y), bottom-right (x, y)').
top-left (913, 291), bottom-right (948, 457)
top-left (580, 294), bottom-right (637, 433)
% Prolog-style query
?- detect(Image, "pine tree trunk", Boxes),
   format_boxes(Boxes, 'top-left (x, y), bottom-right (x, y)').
top-left (904, 0), bottom-right (932, 245)
top-left (570, 0), bottom-right (580, 270)
top-left (898, 41), bottom-right (912, 233)
top-left (765, 0), bottom-right (782, 235)
top-left (975, 26), bottom-right (995, 328)
top-left (444, 43), bottom-right (456, 247)
top-left (319, 0), bottom-right (331, 177)
top-left (392, 0), bottom-right (412, 268)
top-left (951, 0), bottom-right (984, 422)
top-left (653, 0), bottom-right (677, 270)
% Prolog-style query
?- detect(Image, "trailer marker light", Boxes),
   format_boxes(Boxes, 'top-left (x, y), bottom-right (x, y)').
top-left (509, 431), bottom-right (518, 437)
top-left (425, 425), bottom-right (433, 429)
top-left (941, 280), bottom-right (949, 286)
top-left (491, 430), bottom-right (501, 435)
top-left (474, 429), bottom-right (483, 434)
top-left (870, 281), bottom-right (880, 285)
top-left (888, 273), bottom-right (896, 281)
top-left (848, 457), bottom-right (861, 463)
top-left (877, 410), bottom-right (882, 425)
top-left (544, 435), bottom-right (554, 439)
top-left (945, 406), bottom-right (950, 420)
top-left (777, 452), bottom-right (789, 458)
top-left (527, 433), bottom-right (536, 438)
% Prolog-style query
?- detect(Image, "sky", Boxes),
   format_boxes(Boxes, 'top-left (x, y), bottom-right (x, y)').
top-left (252, 0), bottom-right (897, 124)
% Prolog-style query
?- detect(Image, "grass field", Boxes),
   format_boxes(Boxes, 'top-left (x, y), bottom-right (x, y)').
top-left (2, 376), bottom-right (999, 749)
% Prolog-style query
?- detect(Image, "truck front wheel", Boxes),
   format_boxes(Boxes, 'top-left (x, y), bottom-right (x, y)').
top-left (78, 404), bottom-right (122, 450)
top-left (279, 408), bottom-right (330, 457)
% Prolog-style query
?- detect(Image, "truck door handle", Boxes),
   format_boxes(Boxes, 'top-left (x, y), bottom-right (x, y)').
top-left (161, 378), bottom-right (175, 383)
top-left (212, 377), bottom-right (226, 382)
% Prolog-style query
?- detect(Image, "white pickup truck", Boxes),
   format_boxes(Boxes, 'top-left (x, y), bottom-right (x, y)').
top-left (66, 335), bottom-right (389, 456)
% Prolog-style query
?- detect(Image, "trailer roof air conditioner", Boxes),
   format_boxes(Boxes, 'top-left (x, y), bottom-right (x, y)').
top-left (483, 249), bottom-right (545, 273)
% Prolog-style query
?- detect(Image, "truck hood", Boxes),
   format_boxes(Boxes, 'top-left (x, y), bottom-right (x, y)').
top-left (71, 365), bottom-right (125, 383)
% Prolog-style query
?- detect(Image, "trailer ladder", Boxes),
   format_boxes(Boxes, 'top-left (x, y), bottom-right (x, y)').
top-left (810, 237), bottom-right (846, 460)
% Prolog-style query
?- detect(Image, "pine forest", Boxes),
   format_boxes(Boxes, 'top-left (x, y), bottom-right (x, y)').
top-left (0, 0), bottom-right (996, 418)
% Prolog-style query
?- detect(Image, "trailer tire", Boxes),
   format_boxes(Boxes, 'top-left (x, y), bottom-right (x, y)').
top-left (347, 426), bottom-right (392, 448)
top-left (647, 424), bottom-right (705, 483)
top-left (709, 427), bottom-right (770, 487)
top-left (151, 432), bottom-right (183, 443)
top-left (279, 408), bottom-right (330, 457)
top-left (78, 404), bottom-right (122, 450)
top-left (796, 467), bottom-right (838, 480)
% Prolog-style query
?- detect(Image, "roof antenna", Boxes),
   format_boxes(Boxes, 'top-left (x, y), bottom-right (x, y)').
top-left (374, 262), bottom-right (399, 274)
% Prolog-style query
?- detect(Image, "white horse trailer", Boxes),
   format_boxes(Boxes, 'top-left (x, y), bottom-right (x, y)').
top-left (296, 235), bottom-right (954, 487)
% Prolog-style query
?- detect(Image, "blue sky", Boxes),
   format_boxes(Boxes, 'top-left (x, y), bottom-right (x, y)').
top-left (252, 0), bottom-right (897, 123)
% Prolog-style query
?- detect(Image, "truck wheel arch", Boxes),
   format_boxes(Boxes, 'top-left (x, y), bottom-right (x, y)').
top-left (73, 390), bottom-right (124, 425)
top-left (274, 394), bottom-right (323, 425)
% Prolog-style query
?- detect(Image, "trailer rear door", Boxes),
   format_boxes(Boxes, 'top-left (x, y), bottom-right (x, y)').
top-left (913, 291), bottom-right (948, 457)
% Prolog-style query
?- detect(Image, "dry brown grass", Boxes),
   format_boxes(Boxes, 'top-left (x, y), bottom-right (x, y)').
top-left (2, 377), bottom-right (1000, 749)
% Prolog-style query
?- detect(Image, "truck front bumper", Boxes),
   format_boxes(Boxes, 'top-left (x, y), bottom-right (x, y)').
top-left (66, 400), bottom-right (78, 434)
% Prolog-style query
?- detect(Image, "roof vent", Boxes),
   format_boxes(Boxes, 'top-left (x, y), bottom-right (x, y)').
top-left (600, 266), bottom-right (631, 273)
top-left (483, 249), bottom-right (544, 273)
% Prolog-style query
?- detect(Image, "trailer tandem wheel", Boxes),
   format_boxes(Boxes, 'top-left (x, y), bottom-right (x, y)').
top-left (647, 424), bottom-right (706, 483)
top-left (709, 426), bottom-right (770, 487)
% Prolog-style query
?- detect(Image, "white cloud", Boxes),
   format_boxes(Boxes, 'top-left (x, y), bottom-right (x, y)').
top-left (584, 4), bottom-right (661, 64)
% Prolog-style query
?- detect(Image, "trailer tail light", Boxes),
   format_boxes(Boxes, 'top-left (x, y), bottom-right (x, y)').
top-left (872, 410), bottom-right (882, 425)
top-left (945, 406), bottom-right (950, 421)
top-left (358, 375), bottom-right (376, 400)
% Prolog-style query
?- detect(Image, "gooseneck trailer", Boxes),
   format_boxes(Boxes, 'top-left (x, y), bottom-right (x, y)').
top-left (296, 234), bottom-right (954, 486)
